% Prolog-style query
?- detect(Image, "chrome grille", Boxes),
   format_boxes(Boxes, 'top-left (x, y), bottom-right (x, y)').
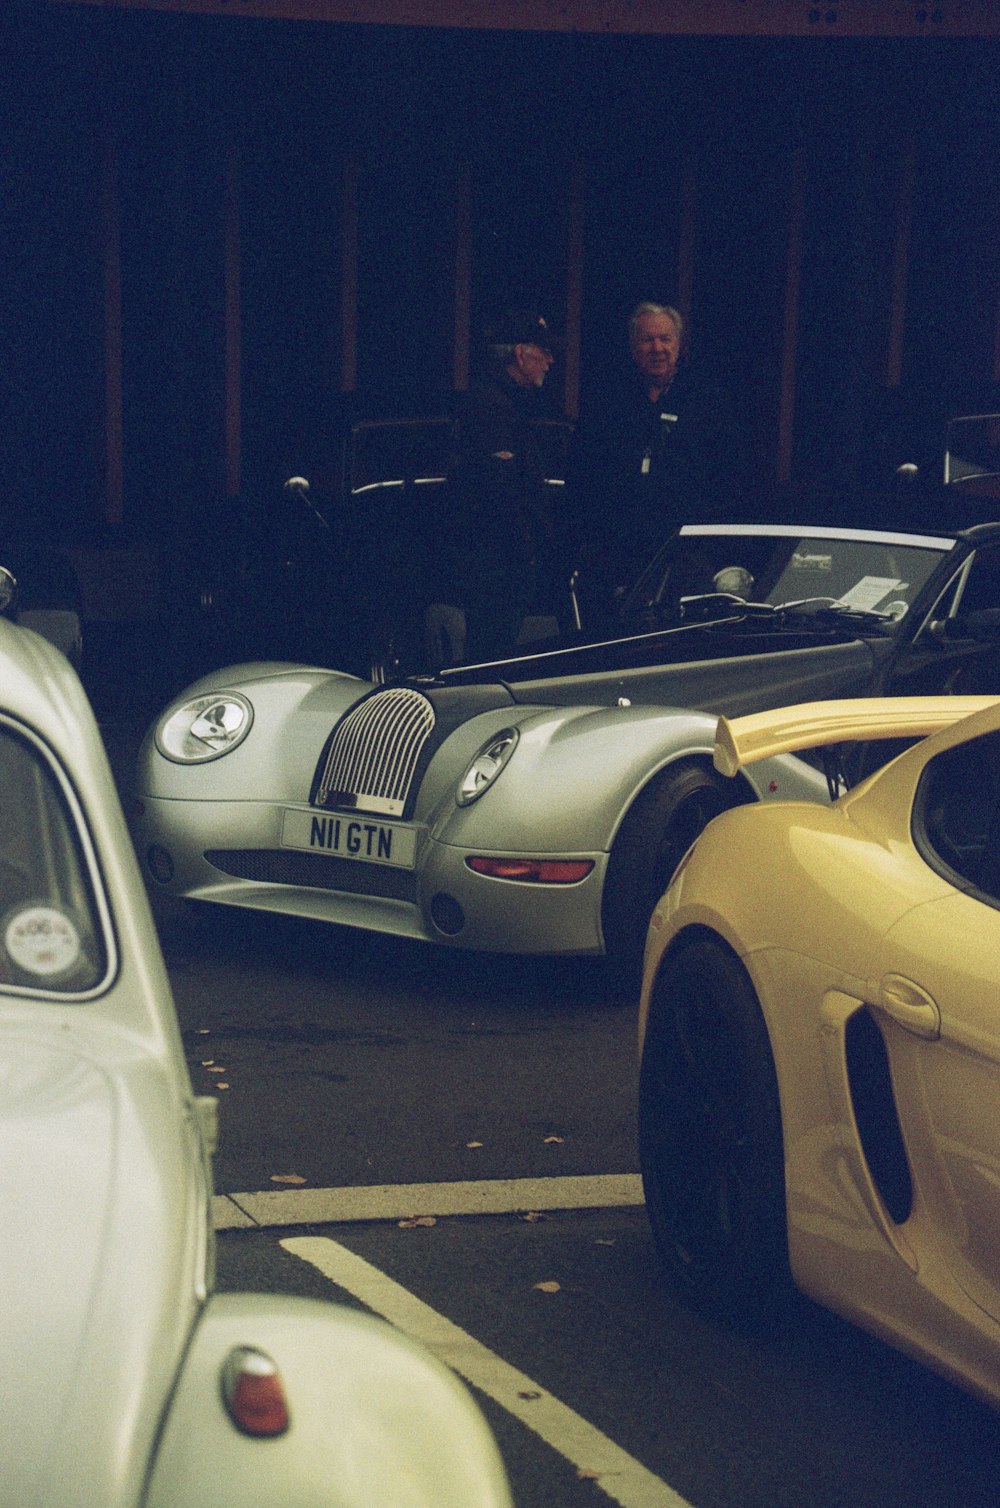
top-left (315, 688), bottom-right (435, 817)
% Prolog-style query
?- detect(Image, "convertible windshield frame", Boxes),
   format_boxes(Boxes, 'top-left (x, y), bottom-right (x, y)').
top-left (678, 523), bottom-right (958, 551)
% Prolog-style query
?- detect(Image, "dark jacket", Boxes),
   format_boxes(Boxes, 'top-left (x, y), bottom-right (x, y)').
top-left (569, 357), bottom-right (741, 611)
top-left (446, 366), bottom-right (552, 604)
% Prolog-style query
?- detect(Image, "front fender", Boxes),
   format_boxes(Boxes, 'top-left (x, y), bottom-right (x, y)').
top-left (434, 703), bottom-right (830, 854)
top-left (144, 1292), bottom-right (511, 1508)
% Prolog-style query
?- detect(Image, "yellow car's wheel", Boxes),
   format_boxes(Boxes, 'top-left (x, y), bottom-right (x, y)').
top-left (638, 934), bottom-right (791, 1325)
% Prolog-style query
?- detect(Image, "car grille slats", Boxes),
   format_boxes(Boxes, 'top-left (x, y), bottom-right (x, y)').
top-left (204, 849), bottom-right (417, 901)
top-left (315, 688), bottom-right (435, 816)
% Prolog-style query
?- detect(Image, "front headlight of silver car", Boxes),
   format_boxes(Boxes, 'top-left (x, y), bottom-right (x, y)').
top-left (457, 728), bottom-right (519, 805)
top-left (156, 692), bottom-right (253, 763)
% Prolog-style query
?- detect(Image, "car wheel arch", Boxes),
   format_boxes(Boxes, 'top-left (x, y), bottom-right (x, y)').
top-left (600, 756), bottom-right (756, 973)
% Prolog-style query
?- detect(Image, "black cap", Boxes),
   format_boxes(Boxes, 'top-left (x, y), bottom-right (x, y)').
top-left (485, 310), bottom-right (558, 352)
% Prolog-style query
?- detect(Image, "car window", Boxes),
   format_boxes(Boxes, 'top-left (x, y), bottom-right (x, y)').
top-left (347, 419), bottom-right (453, 494)
top-left (953, 543), bottom-right (1000, 619)
top-left (915, 729), bottom-right (1000, 904)
top-left (0, 719), bottom-right (108, 995)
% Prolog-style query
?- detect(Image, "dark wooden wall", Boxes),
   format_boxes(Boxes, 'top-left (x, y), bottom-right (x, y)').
top-left (4, 1), bottom-right (1000, 549)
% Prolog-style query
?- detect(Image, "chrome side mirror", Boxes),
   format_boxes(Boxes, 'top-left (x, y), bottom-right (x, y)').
top-left (0, 565), bottom-right (17, 614)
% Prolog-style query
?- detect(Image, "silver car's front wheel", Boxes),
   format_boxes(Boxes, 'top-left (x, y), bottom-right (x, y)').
top-left (601, 761), bottom-right (732, 974)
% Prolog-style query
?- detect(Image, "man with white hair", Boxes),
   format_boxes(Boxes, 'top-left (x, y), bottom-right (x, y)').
top-left (569, 300), bottom-right (738, 627)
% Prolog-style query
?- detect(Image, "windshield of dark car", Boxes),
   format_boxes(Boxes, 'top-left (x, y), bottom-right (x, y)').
top-left (0, 719), bottom-right (108, 996)
top-left (627, 524), bottom-right (954, 630)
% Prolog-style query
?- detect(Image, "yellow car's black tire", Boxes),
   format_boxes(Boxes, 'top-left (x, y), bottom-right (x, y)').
top-left (601, 762), bottom-right (732, 977)
top-left (638, 934), bottom-right (792, 1326)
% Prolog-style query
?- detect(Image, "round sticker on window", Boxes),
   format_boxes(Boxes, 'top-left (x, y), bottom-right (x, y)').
top-left (4, 905), bottom-right (82, 979)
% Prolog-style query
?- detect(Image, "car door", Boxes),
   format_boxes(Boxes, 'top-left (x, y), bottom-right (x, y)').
top-left (884, 538), bottom-right (1000, 699)
top-left (865, 726), bottom-right (1000, 1320)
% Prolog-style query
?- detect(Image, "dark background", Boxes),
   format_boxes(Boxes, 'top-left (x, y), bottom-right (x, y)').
top-left (3, 1), bottom-right (999, 677)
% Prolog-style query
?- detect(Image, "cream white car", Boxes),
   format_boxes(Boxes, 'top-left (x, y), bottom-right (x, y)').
top-left (0, 610), bottom-right (511, 1508)
top-left (639, 693), bottom-right (1000, 1412)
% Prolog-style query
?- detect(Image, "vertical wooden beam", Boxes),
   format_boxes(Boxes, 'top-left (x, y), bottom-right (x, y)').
top-left (777, 145), bottom-right (805, 485)
top-left (886, 139), bottom-right (915, 387)
top-left (453, 165), bottom-right (473, 392)
top-left (563, 160), bottom-right (585, 419)
top-left (676, 155), bottom-right (697, 335)
top-left (101, 115), bottom-right (124, 526)
top-left (223, 134), bottom-right (242, 497)
top-left (341, 154), bottom-right (359, 392)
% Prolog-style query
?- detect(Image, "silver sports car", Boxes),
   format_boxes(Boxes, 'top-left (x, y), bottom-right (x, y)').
top-left (134, 516), bottom-right (1000, 965)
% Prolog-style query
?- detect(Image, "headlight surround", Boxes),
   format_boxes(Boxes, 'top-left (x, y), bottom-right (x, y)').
top-left (156, 692), bottom-right (253, 764)
top-left (457, 728), bottom-right (519, 806)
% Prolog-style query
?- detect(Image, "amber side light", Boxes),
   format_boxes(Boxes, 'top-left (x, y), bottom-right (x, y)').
top-left (466, 857), bottom-right (594, 884)
top-left (221, 1346), bottom-right (291, 1437)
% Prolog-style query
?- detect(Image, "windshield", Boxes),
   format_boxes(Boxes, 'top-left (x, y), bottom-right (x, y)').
top-left (626, 524), bottom-right (955, 629)
top-left (0, 719), bottom-right (108, 996)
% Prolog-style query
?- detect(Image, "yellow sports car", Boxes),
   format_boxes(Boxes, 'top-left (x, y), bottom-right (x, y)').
top-left (638, 693), bottom-right (1000, 1411)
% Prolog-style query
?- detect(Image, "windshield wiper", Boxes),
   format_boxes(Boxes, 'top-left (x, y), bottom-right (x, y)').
top-left (674, 593), bottom-right (896, 631)
top-left (774, 598), bottom-right (896, 629)
top-left (676, 593), bottom-right (777, 623)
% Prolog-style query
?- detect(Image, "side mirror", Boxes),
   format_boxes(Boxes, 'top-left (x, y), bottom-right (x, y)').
top-left (0, 565), bottom-right (17, 615)
top-left (931, 608), bottom-right (1000, 642)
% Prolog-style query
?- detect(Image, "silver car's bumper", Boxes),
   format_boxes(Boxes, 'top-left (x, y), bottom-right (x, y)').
top-left (135, 797), bottom-right (609, 956)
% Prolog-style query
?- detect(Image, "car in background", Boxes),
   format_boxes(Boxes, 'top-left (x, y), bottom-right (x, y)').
top-left (184, 413), bottom-right (575, 683)
top-left (638, 692), bottom-right (1000, 1413)
top-left (0, 611), bottom-right (511, 1507)
top-left (942, 410), bottom-right (1000, 498)
top-left (132, 512), bottom-right (1000, 968)
top-left (0, 546), bottom-right (83, 665)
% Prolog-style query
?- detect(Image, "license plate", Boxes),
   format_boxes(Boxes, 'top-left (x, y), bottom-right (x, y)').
top-left (281, 809), bottom-right (418, 869)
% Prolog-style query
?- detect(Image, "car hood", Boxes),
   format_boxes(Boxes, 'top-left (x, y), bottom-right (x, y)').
top-left (1, 1025), bottom-right (206, 1508)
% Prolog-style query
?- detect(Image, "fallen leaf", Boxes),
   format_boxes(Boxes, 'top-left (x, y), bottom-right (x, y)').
top-left (533, 1280), bottom-right (561, 1293)
top-left (517, 1390), bottom-right (542, 1400)
top-left (398, 1215), bottom-right (437, 1228)
top-left (216, 1083), bottom-right (230, 1090)
top-left (200, 1059), bottom-right (215, 1066)
top-left (522, 1211), bottom-right (547, 1223)
top-left (270, 1173), bottom-right (307, 1185)
top-left (577, 1468), bottom-right (601, 1481)
top-left (543, 1135), bottom-right (564, 1145)
top-left (206, 1065), bottom-right (226, 1074)
top-left (593, 1237), bottom-right (616, 1246)
top-left (466, 1140), bottom-right (484, 1149)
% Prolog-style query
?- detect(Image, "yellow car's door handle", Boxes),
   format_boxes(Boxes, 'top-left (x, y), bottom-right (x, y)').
top-left (877, 974), bottom-right (941, 1040)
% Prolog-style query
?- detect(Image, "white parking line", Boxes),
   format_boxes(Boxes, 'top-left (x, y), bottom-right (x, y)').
top-left (214, 1173), bottom-right (644, 1229)
top-left (283, 1234), bottom-right (691, 1508)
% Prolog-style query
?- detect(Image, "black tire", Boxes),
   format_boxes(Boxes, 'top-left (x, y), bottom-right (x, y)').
top-left (638, 935), bottom-right (791, 1326)
top-left (601, 762), bottom-right (734, 974)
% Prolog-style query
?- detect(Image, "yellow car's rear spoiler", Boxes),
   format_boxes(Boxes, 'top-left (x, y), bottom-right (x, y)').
top-left (714, 696), bottom-right (999, 777)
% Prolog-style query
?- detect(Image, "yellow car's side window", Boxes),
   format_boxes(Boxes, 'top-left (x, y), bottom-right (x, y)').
top-left (917, 730), bottom-right (1000, 904)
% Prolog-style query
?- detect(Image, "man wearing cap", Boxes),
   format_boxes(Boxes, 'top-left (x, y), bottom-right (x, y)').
top-left (440, 311), bottom-right (557, 664)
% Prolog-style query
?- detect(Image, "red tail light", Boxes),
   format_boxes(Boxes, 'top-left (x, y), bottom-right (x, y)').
top-left (221, 1346), bottom-right (290, 1437)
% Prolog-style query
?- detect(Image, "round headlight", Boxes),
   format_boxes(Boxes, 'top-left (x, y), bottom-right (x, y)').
top-left (457, 728), bottom-right (519, 806)
top-left (156, 692), bottom-right (253, 764)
